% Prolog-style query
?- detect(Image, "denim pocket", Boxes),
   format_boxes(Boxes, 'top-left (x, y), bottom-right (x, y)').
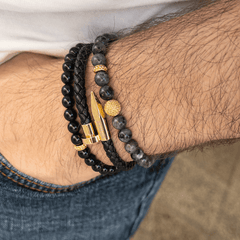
top-left (0, 152), bottom-right (108, 194)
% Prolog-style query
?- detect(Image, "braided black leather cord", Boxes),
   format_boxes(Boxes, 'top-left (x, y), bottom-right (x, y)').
top-left (74, 44), bottom-right (136, 172)
top-left (73, 43), bottom-right (93, 125)
top-left (102, 139), bottom-right (136, 171)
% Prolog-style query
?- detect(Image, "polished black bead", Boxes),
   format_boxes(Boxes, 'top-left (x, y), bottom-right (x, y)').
top-left (92, 42), bottom-right (107, 55)
top-left (64, 109), bottom-right (77, 121)
top-left (62, 96), bottom-right (74, 108)
top-left (68, 121), bottom-right (80, 134)
top-left (61, 85), bottom-right (73, 96)
top-left (91, 53), bottom-right (106, 66)
top-left (71, 134), bottom-right (82, 145)
top-left (92, 160), bottom-right (102, 172)
top-left (100, 166), bottom-right (109, 175)
top-left (99, 85), bottom-right (114, 100)
top-left (61, 72), bottom-right (73, 84)
top-left (112, 115), bottom-right (127, 130)
top-left (69, 47), bottom-right (79, 57)
top-left (62, 61), bottom-right (74, 72)
top-left (64, 53), bottom-right (76, 63)
top-left (78, 147), bottom-right (90, 159)
top-left (95, 71), bottom-right (109, 86)
top-left (125, 139), bottom-right (138, 154)
top-left (118, 128), bottom-right (132, 143)
top-left (84, 155), bottom-right (96, 166)
top-left (131, 147), bottom-right (145, 161)
top-left (108, 167), bottom-right (116, 175)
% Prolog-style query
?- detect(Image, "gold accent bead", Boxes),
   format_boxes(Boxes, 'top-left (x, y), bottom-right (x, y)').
top-left (104, 100), bottom-right (121, 116)
top-left (74, 144), bottom-right (87, 151)
top-left (93, 65), bottom-right (107, 73)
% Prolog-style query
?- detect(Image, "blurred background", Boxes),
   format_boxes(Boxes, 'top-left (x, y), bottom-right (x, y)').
top-left (133, 140), bottom-right (240, 239)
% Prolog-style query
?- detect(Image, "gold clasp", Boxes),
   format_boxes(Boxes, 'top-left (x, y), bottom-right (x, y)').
top-left (81, 91), bottom-right (110, 145)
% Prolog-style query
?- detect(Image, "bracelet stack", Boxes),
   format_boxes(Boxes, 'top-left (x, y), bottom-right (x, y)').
top-left (61, 43), bottom-right (136, 176)
top-left (61, 33), bottom-right (157, 176)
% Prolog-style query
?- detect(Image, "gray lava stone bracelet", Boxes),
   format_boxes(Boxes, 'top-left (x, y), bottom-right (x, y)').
top-left (91, 33), bottom-right (157, 169)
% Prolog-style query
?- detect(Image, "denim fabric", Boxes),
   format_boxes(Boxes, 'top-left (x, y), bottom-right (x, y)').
top-left (0, 152), bottom-right (175, 240)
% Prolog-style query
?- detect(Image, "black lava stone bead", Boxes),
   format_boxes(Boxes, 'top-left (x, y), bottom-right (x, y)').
top-left (62, 96), bottom-right (74, 108)
top-left (61, 72), bottom-right (73, 84)
top-left (95, 71), bottom-right (109, 86)
top-left (91, 53), bottom-right (106, 66)
top-left (78, 147), bottom-right (90, 159)
top-left (118, 128), bottom-right (132, 143)
top-left (112, 115), bottom-right (127, 130)
top-left (64, 109), bottom-right (77, 121)
top-left (68, 121), bottom-right (79, 134)
top-left (71, 134), bottom-right (82, 145)
top-left (125, 139), bottom-right (138, 154)
top-left (131, 147), bottom-right (145, 161)
top-left (99, 85), bottom-right (114, 100)
top-left (92, 42), bottom-right (107, 55)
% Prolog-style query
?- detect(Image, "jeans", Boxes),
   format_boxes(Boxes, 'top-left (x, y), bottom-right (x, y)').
top-left (0, 152), bottom-right (175, 240)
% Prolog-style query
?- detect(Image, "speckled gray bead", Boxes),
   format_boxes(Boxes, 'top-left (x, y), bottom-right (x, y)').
top-left (118, 128), bottom-right (132, 143)
top-left (125, 139), bottom-right (138, 154)
top-left (92, 42), bottom-right (107, 55)
top-left (95, 71), bottom-right (109, 86)
top-left (99, 85), bottom-right (114, 100)
top-left (95, 35), bottom-right (109, 46)
top-left (136, 155), bottom-right (156, 168)
top-left (112, 115), bottom-right (127, 130)
top-left (91, 53), bottom-right (106, 66)
top-left (131, 147), bottom-right (145, 161)
top-left (95, 34), bottom-right (118, 46)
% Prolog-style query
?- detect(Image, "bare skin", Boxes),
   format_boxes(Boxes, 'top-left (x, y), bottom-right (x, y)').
top-left (0, 0), bottom-right (239, 186)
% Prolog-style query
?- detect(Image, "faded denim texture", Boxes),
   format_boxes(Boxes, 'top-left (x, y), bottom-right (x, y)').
top-left (0, 152), bottom-right (175, 240)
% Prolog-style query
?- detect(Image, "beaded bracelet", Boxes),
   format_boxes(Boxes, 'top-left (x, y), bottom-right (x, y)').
top-left (61, 43), bottom-right (136, 176)
top-left (91, 34), bottom-right (157, 169)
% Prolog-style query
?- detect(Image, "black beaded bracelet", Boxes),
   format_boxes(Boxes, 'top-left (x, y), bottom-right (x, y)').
top-left (91, 34), bottom-right (157, 169)
top-left (61, 43), bottom-right (136, 176)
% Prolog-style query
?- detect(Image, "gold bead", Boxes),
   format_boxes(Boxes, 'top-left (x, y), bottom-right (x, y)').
top-left (104, 100), bottom-right (121, 116)
top-left (93, 65), bottom-right (107, 73)
top-left (74, 144), bottom-right (87, 151)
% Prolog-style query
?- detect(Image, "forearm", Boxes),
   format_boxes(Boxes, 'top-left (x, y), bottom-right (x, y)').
top-left (0, 0), bottom-right (239, 184)
top-left (86, 0), bottom-right (240, 157)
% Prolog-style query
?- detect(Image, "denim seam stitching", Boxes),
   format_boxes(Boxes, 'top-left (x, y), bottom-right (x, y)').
top-left (0, 170), bottom-right (52, 193)
top-left (0, 160), bottom-right (105, 193)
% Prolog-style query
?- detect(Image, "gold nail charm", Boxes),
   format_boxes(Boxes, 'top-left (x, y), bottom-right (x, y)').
top-left (91, 91), bottom-right (110, 141)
